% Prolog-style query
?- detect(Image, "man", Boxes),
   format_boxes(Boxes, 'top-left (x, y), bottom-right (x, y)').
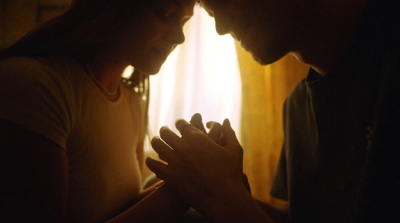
top-left (147, 0), bottom-right (400, 222)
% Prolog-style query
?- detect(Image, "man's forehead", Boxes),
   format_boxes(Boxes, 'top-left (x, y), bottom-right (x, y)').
top-left (200, 0), bottom-right (214, 5)
top-left (201, 0), bottom-right (218, 3)
top-left (199, 0), bottom-right (223, 17)
top-left (199, 0), bottom-right (223, 9)
top-left (176, 0), bottom-right (198, 6)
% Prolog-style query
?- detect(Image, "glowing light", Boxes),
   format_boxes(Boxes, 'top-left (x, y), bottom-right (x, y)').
top-left (122, 65), bottom-right (134, 78)
top-left (146, 5), bottom-right (242, 150)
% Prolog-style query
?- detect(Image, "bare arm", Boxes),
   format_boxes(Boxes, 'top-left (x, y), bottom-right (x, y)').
top-left (0, 120), bottom-right (68, 222)
top-left (206, 196), bottom-right (289, 223)
top-left (188, 114), bottom-right (290, 222)
top-left (146, 115), bottom-right (287, 222)
top-left (107, 183), bottom-right (188, 223)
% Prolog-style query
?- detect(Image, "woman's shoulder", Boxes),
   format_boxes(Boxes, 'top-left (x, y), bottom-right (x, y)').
top-left (0, 56), bottom-right (82, 85)
top-left (1, 56), bottom-right (66, 75)
top-left (0, 56), bottom-right (76, 149)
top-left (1, 55), bottom-right (79, 72)
top-left (0, 55), bottom-right (64, 67)
top-left (0, 56), bottom-right (44, 74)
top-left (0, 56), bottom-right (82, 106)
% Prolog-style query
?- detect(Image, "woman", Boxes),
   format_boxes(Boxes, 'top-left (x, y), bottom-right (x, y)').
top-left (0, 0), bottom-right (196, 222)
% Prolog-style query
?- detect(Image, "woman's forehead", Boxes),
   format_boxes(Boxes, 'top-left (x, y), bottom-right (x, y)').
top-left (173, 0), bottom-right (196, 15)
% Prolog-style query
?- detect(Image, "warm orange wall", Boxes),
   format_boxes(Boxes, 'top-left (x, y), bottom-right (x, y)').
top-left (236, 42), bottom-right (309, 206)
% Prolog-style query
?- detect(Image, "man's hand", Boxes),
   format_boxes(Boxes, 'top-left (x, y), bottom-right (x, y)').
top-left (146, 116), bottom-right (246, 215)
top-left (189, 113), bottom-right (251, 194)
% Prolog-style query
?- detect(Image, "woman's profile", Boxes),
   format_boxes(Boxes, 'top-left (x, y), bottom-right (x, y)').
top-left (0, 0), bottom-right (196, 222)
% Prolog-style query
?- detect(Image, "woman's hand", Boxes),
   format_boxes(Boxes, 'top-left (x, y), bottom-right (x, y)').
top-left (146, 117), bottom-right (247, 216)
top-left (189, 113), bottom-right (223, 144)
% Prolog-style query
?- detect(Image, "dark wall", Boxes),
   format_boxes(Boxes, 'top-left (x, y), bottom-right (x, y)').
top-left (0, 0), bottom-right (68, 49)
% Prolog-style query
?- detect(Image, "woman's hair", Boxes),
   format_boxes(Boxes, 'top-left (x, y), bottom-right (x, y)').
top-left (0, 0), bottom-right (147, 63)
top-left (0, 0), bottom-right (150, 123)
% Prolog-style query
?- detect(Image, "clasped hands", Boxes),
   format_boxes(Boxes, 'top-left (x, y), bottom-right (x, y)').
top-left (146, 113), bottom-right (250, 215)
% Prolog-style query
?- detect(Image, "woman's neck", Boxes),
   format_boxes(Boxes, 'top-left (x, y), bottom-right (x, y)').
top-left (85, 55), bottom-right (128, 100)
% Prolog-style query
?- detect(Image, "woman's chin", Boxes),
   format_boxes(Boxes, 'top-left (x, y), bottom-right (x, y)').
top-left (134, 64), bottom-right (162, 75)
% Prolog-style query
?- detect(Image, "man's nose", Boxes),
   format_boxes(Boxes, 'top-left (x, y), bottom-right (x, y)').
top-left (214, 13), bottom-right (231, 36)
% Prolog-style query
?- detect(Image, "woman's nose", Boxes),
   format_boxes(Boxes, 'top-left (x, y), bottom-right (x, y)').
top-left (168, 23), bottom-right (186, 45)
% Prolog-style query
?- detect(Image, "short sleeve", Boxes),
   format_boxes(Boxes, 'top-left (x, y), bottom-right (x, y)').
top-left (270, 100), bottom-right (289, 201)
top-left (270, 147), bottom-right (288, 200)
top-left (0, 57), bottom-right (73, 148)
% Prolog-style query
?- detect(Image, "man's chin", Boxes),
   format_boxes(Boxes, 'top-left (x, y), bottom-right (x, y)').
top-left (250, 49), bottom-right (286, 66)
top-left (251, 53), bottom-right (275, 66)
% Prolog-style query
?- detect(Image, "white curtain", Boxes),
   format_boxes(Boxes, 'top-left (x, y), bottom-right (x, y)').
top-left (146, 5), bottom-right (242, 150)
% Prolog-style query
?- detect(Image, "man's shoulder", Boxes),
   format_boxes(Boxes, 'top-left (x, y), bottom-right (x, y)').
top-left (285, 78), bottom-right (308, 106)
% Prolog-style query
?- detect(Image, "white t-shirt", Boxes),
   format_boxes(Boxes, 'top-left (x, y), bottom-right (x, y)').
top-left (0, 57), bottom-right (146, 222)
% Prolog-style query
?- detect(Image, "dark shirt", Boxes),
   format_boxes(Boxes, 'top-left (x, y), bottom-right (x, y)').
top-left (271, 0), bottom-right (400, 222)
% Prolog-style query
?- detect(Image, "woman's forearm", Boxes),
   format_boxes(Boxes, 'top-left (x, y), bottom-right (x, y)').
top-left (106, 184), bottom-right (188, 223)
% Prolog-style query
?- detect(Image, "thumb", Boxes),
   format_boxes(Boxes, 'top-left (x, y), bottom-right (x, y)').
top-left (222, 119), bottom-right (239, 146)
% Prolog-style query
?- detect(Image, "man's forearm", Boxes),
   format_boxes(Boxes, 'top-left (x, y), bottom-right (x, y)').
top-left (202, 187), bottom-right (289, 223)
top-left (198, 184), bottom-right (275, 223)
